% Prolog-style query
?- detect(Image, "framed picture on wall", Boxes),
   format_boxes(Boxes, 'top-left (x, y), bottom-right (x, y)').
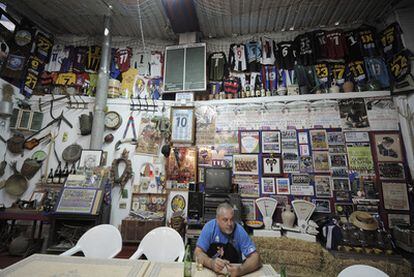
top-left (261, 130), bottom-right (281, 154)
top-left (241, 198), bottom-right (256, 220)
top-left (314, 199), bottom-right (331, 213)
top-left (170, 106), bottom-right (195, 144)
top-left (382, 182), bottom-right (410, 211)
top-left (387, 213), bottom-right (411, 228)
top-left (310, 129), bottom-right (328, 150)
top-left (276, 178), bottom-right (290, 195)
top-left (233, 154), bottom-right (259, 175)
top-left (239, 130), bottom-right (260, 154)
top-left (79, 150), bottom-right (103, 169)
top-left (261, 177), bottom-right (276, 194)
top-left (262, 155), bottom-right (282, 176)
top-left (373, 133), bottom-right (403, 162)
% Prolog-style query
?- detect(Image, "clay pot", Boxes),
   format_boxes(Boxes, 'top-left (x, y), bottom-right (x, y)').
top-left (343, 81), bottom-right (354, 93)
top-left (282, 204), bottom-right (296, 228)
top-left (329, 81), bottom-right (340, 93)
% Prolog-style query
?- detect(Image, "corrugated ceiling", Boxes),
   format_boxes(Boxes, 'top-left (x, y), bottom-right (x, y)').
top-left (1, 0), bottom-right (405, 40)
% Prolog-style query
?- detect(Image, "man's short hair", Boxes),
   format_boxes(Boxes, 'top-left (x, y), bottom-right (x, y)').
top-left (216, 202), bottom-right (234, 216)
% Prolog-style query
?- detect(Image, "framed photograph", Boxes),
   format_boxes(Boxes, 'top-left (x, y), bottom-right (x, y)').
top-left (381, 182), bottom-right (410, 211)
top-left (298, 131), bottom-right (309, 144)
top-left (261, 177), bottom-right (276, 194)
top-left (241, 198), bottom-right (256, 220)
top-left (131, 193), bottom-right (167, 217)
top-left (262, 155), bottom-right (282, 176)
top-left (312, 151), bottom-right (330, 173)
top-left (239, 130), bottom-right (260, 154)
top-left (314, 175), bottom-right (332, 198)
top-left (299, 145), bottom-right (310, 156)
top-left (30, 190), bottom-right (46, 205)
top-left (166, 190), bottom-right (189, 222)
top-left (292, 174), bottom-right (311, 186)
top-left (334, 203), bottom-right (354, 217)
top-left (166, 147), bottom-right (197, 183)
top-left (332, 178), bottom-right (351, 191)
top-left (334, 190), bottom-right (352, 202)
top-left (136, 117), bottom-right (163, 156)
top-left (363, 180), bottom-right (379, 199)
top-left (234, 175), bottom-right (259, 197)
top-left (198, 146), bottom-right (213, 166)
top-left (378, 162), bottom-right (405, 180)
top-left (276, 178), bottom-right (290, 195)
top-left (338, 98), bottom-right (369, 129)
top-left (314, 199), bottom-right (331, 213)
top-left (387, 213), bottom-right (411, 228)
top-left (233, 154), bottom-right (259, 175)
top-left (79, 150), bottom-right (103, 169)
top-left (329, 154), bottom-right (347, 168)
top-left (373, 133), bottom-right (403, 162)
top-left (261, 130), bottom-right (281, 154)
top-left (310, 129), bottom-right (328, 150)
top-left (56, 188), bottom-right (97, 214)
top-left (344, 131), bottom-right (369, 143)
top-left (170, 106), bottom-right (195, 144)
top-left (327, 131), bottom-right (345, 145)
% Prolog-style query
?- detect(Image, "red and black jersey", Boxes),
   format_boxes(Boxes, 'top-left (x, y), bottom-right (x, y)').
top-left (344, 30), bottom-right (363, 62)
top-left (223, 77), bottom-right (241, 94)
top-left (276, 41), bottom-right (296, 70)
top-left (380, 22), bottom-right (405, 61)
top-left (314, 30), bottom-right (328, 60)
top-left (347, 60), bottom-right (367, 83)
top-left (260, 37), bottom-right (276, 65)
top-left (325, 30), bottom-right (347, 60)
top-left (358, 25), bottom-right (380, 57)
top-left (294, 32), bottom-right (317, 66)
top-left (115, 47), bottom-right (132, 73)
top-left (72, 46), bottom-right (87, 72)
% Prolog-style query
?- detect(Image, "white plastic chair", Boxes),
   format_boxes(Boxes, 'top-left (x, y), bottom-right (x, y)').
top-left (60, 224), bottom-right (122, 259)
top-left (129, 226), bottom-right (185, 262)
top-left (338, 264), bottom-right (389, 277)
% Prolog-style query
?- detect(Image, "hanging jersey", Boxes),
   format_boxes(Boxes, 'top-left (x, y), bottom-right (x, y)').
top-left (347, 60), bottom-right (367, 83)
top-left (345, 30), bottom-right (363, 61)
top-left (260, 37), bottom-right (276, 65)
top-left (388, 49), bottom-right (412, 82)
top-left (223, 77), bottom-right (240, 95)
top-left (33, 32), bottom-right (53, 63)
top-left (229, 44), bottom-right (248, 72)
top-left (314, 63), bottom-right (330, 85)
top-left (295, 32), bottom-right (317, 66)
top-left (45, 44), bottom-right (66, 72)
top-left (131, 49), bottom-right (150, 76)
top-left (86, 45), bottom-right (101, 73)
top-left (314, 30), bottom-right (328, 60)
top-left (109, 48), bottom-right (121, 79)
top-left (55, 72), bottom-right (76, 86)
top-left (60, 46), bottom-right (74, 73)
top-left (364, 57), bottom-right (390, 88)
top-left (358, 26), bottom-right (379, 57)
top-left (149, 51), bottom-right (163, 78)
top-left (276, 41), bottom-right (296, 70)
top-left (294, 65), bottom-right (319, 90)
top-left (40, 71), bottom-right (58, 86)
top-left (261, 65), bottom-right (278, 91)
top-left (75, 72), bottom-right (90, 88)
top-left (72, 46), bottom-right (88, 72)
top-left (208, 52), bottom-right (227, 81)
top-left (380, 22), bottom-right (405, 61)
top-left (278, 69), bottom-right (295, 87)
top-left (330, 63), bottom-right (347, 85)
top-left (121, 68), bottom-right (139, 97)
top-left (325, 30), bottom-right (347, 60)
top-left (246, 41), bottom-right (262, 72)
top-left (115, 47), bottom-right (132, 73)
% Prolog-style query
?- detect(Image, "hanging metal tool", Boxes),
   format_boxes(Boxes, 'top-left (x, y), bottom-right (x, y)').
top-left (114, 113), bottom-right (138, 151)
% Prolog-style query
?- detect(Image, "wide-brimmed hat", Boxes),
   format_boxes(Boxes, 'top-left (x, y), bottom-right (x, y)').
top-left (62, 144), bottom-right (83, 163)
top-left (349, 211), bottom-right (378, 231)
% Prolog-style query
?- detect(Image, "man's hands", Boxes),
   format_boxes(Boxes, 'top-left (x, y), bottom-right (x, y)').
top-left (211, 258), bottom-right (229, 273)
top-left (227, 264), bottom-right (242, 277)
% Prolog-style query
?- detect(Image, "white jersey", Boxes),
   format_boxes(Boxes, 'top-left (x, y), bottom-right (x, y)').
top-left (45, 44), bottom-right (66, 72)
top-left (130, 49), bottom-right (151, 76)
top-left (260, 37), bottom-right (276, 65)
top-left (149, 51), bottom-right (163, 78)
top-left (229, 44), bottom-right (247, 72)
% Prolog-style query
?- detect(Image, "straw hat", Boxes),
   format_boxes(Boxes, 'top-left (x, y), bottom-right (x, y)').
top-left (349, 211), bottom-right (378, 231)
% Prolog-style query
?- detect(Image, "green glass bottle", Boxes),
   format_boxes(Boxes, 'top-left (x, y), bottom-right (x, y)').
top-left (183, 244), bottom-right (192, 277)
top-left (280, 265), bottom-right (287, 277)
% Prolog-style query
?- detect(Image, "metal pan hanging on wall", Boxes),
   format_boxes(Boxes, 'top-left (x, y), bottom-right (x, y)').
top-left (5, 162), bottom-right (28, 196)
top-left (62, 144), bottom-right (83, 163)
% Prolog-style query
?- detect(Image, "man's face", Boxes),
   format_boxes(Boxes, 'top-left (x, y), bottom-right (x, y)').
top-left (217, 208), bottom-right (235, 235)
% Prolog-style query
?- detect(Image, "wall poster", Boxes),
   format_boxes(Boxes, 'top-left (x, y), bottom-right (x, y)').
top-left (346, 143), bottom-right (374, 174)
top-left (381, 182), bottom-right (410, 211)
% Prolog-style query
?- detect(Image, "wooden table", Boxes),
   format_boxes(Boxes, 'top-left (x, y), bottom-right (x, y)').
top-left (0, 254), bottom-right (278, 277)
top-left (143, 262), bottom-right (279, 277)
top-left (0, 209), bottom-right (50, 240)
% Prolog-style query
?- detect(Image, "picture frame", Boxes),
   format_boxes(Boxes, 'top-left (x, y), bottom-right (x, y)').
top-left (373, 133), bottom-right (403, 162)
top-left (327, 131), bottom-right (345, 145)
top-left (329, 154), bottom-right (347, 168)
top-left (55, 188), bottom-right (97, 214)
top-left (166, 147), bottom-right (197, 183)
top-left (79, 149), bottom-right (103, 169)
top-left (261, 130), bottom-right (281, 154)
top-left (334, 203), bottom-right (354, 217)
top-left (276, 178), bottom-right (290, 195)
top-left (262, 155), bottom-right (282, 176)
top-left (314, 175), bottom-right (332, 198)
top-left (381, 182), bottom-right (410, 211)
top-left (298, 131), bottom-right (309, 144)
top-left (233, 154), bottom-right (259, 175)
top-left (239, 130), bottom-right (261, 154)
top-left (241, 198), bottom-right (256, 220)
top-left (310, 129), bottom-right (328, 150)
top-left (166, 190), bottom-right (189, 223)
top-left (387, 213), bottom-right (411, 229)
top-left (29, 190), bottom-right (46, 205)
top-left (314, 199), bottom-right (331, 213)
top-left (136, 116), bottom-right (163, 156)
top-left (378, 162), bottom-right (406, 180)
top-left (312, 151), bottom-right (330, 173)
top-left (261, 177), bottom-right (276, 194)
top-left (332, 178), bottom-right (351, 191)
top-left (334, 190), bottom-right (352, 202)
top-left (170, 106), bottom-right (195, 144)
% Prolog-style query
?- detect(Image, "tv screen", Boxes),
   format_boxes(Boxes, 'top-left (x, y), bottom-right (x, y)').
top-left (204, 167), bottom-right (232, 193)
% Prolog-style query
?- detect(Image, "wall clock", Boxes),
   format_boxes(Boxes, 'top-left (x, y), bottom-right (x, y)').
top-left (104, 111), bottom-right (122, 130)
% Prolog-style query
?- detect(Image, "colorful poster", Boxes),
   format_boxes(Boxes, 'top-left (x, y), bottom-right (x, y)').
top-left (346, 143), bottom-right (374, 174)
top-left (136, 117), bottom-right (162, 156)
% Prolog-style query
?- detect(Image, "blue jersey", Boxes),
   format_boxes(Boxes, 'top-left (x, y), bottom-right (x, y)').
top-left (364, 57), bottom-right (390, 88)
top-left (196, 219), bottom-right (256, 260)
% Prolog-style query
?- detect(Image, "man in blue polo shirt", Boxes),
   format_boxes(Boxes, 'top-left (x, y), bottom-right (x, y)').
top-left (194, 202), bottom-right (261, 276)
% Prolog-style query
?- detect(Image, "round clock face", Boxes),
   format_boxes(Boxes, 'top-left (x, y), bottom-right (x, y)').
top-left (104, 111), bottom-right (122, 130)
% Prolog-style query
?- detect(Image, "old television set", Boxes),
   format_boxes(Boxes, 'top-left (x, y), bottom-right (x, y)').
top-left (163, 43), bottom-right (206, 93)
top-left (204, 167), bottom-right (232, 193)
